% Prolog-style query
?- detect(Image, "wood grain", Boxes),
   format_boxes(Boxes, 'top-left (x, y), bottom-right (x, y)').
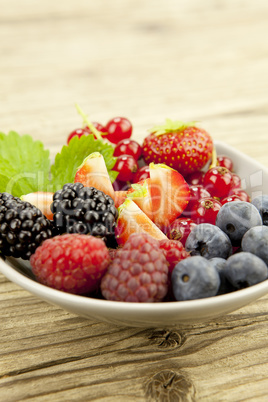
top-left (0, 1), bottom-right (268, 400)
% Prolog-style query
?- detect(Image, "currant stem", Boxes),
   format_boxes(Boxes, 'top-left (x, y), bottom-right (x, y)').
top-left (75, 103), bottom-right (103, 141)
top-left (209, 147), bottom-right (217, 169)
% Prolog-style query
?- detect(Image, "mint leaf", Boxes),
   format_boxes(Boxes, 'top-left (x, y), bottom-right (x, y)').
top-left (0, 131), bottom-right (51, 197)
top-left (50, 134), bottom-right (118, 191)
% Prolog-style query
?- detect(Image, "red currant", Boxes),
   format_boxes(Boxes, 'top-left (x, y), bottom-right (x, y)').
top-left (67, 128), bottom-right (90, 144)
top-left (105, 117), bottom-right (132, 144)
top-left (203, 166), bottom-right (233, 198)
top-left (185, 171), bottom-right (204, 186)
top-left (231, 173), bottom-right (241, 189)
top-left (217, 155), bottom-right (233, 171)
top-left (113, 155), bottom-right (138, 182)
top-left (182, 185), bottom-right (211, 218)
top-left (230, 188), bottom-right (251, 202)
top-left (112, 179), bottom-right (131, 191)
top-left (165, 217), bottom-right (196, 247)
top-left (113, 138), bottom-right (142, 160)
top-left (67, 122), bottom-right (106, 144)
top-left (232, 246), bottom-right (241, 255)
top-left (221, 195), bottom-right (243, 205)
top-left (133, 165), bottom-right (150, 183)
top-left (86, 122), bottom-right (106, 135)
top-left (191, 197), bottom-right (222, 225)
top-left (188, 185), bottom-right (211, 207)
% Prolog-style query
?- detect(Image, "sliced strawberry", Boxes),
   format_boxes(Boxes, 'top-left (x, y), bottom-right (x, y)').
top-left (148, 163), bottom-right (190, 229)
top-left (142, 119), bottom-right (213, 176)
top-left (74, 152), bottom-right (115, 199)
top-left (21, 192), bottom-right (54, 220)
top-left (114, 190), bottom-right (128, 208)
top-left (115, 198), bottom-right (167, 246)
top-left (126, 179), bottom-right (154, 220)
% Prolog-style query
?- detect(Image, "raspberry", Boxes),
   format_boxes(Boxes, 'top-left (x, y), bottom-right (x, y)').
top-left (101, 233), bottom-right (169, 302)
top-left (108, 247), bottom-right (120, 261)
top-left (159, 239), bottom-right (190, 277)
top-left (30, 234), bottom-right (110, 295)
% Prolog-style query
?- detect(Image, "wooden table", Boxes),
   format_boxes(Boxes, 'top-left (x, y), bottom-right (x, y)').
top-left (1, 1), bottom-right (268, 400)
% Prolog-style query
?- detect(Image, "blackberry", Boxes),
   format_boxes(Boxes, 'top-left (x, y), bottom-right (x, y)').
top-left (51, 183), bottom-right (118, 244)
top-left (0, 192), bottom-right (55, 260)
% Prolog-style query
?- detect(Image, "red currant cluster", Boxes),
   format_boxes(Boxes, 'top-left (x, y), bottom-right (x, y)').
top-left (166, 155), bottom-right (250, 244)
top-left (67, 115), bottom-right (250, 239)
top-left (67, 116), bottom-right (150, 190)
top-left (67, 116), bottom-right (132, 144)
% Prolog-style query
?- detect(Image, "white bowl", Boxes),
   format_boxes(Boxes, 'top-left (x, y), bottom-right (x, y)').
top-left (0, 141), bottom-right (268, 328)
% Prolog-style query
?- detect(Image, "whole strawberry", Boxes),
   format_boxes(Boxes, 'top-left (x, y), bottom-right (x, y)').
top-left (101, 233), bottom-right (169, 302)
top-left (30, 234), bottom-right (110, 295)
top-left (142, 119), bottom-right (213, 176)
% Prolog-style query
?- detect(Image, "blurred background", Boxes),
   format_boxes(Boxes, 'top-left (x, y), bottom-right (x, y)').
top-left (1, 0), bottom-right (268, 164)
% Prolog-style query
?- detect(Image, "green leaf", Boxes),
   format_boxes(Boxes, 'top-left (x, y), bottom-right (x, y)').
top-left (109, 169), bottom-right (119, 183)
top-left (0, 131), bottom-right (51, 197)
top-left (150, 118), bottom-right (197, 136)
top-left (50, 134), bottom-right (118, 191)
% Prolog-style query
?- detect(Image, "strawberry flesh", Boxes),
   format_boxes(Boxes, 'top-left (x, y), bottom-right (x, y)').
top-left (115, 198), bottom-right (167, 245)
top-left (148, 163), bottom-right (190, 229)
top-left (74, 152), bottom-right (115, 199)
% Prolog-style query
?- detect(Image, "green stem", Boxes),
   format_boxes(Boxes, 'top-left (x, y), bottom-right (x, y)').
top-left (75, 103), bottom-right (103, 141)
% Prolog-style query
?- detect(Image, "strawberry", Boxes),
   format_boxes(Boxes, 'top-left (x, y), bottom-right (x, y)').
top-left (142, 119), bottom-right (213, 176)
top-left (74, 152), bottom-right (129, 209)
top-left (149, 163), bottom-right (190, 229)
top-left (115, 198), bottom-right (167, 246)
top-left (74, 152), bottom-right (115, 199)
top-left (114, 190), bottom-right (128, 208)
top-left (126, 179), bottom-right (154, 220)
top-left (125, 164), bottom-right (190, 229)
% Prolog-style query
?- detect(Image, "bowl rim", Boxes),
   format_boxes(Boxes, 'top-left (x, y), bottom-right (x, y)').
top-left (0, 255), bottom-right (268, 314)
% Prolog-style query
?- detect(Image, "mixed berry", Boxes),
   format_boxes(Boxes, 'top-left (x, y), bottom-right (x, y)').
top-left (0, 193), bottom-right (55, 259)
top-left (0, 112), bottom-right (268, 304)
top-left (51, 183), bottom-right (118, 245)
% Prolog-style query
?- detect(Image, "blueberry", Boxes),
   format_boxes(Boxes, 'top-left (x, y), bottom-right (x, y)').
top-left (251, 195), bottom-right (268, 226)
top-left (185, 223), bottom-right (232, 259)
top-left (216, 201), bottom-right (262, 246)
top-left (241, 225), bottom-right (268, 265)
top-left (209, 257), bottom-right (235, 294)
top-left (209, 257), bottom-right (227, 272)
top-left (224, 252), bottom-right (268, 289)
top-left (171, 256), bottom-right (220, 301)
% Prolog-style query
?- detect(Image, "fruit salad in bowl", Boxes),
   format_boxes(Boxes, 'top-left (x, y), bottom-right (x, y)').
top-left (0, 105), bottom-right (267, 327)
